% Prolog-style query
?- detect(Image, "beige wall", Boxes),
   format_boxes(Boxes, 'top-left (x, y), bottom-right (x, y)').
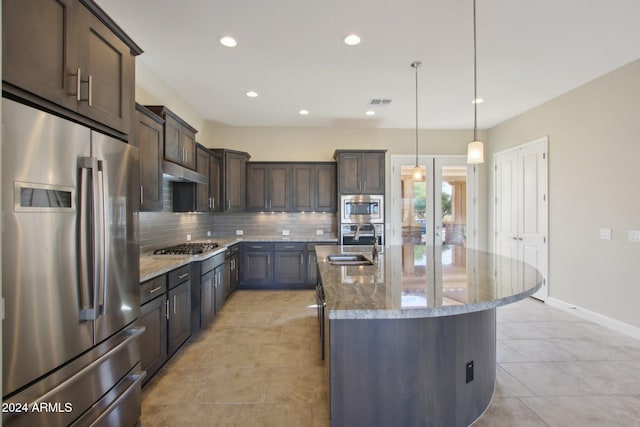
top-left (488, 58), bottom-right (640, 328)
top-left (135, 60), bottom-right (215, 144)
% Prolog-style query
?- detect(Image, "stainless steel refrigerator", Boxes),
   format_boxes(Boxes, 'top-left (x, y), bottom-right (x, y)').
top-left (2, 98), bottom-right (144, 426)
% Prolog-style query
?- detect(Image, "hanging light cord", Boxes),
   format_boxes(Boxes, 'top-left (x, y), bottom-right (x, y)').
top-left (411, 61), bottom-right (422, 167)
top-left (473, 0), bottom-right (478, 142)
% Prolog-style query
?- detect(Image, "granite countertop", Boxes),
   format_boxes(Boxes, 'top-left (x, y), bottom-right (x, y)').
top-left (140, 235), bottom-right (338, 282)
top-left (315, 244), bottom-right (542, 320)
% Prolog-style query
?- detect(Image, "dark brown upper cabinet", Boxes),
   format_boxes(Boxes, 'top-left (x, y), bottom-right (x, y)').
top-left (134, 104), bottom-right (164, 211)
top-left (246, 163), bottom-right (292, 212)
top-left (335, 150), bottom-right (386, 195)
top-left (145, 106), bottom-right (197, 170)
top-left (2, 0), bottom-right (141, 136)
top-left (211, 149), bottom-right (251, 213)
top-left (292, 163), bottom-right (336, 213)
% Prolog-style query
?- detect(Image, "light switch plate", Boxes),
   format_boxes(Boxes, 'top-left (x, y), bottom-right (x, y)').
top-left (628, 230), bottom-right (640, 243)
top-left (599, 228), bottom-right (612, 240)
top-left (316, 230), bottom-right (324, 235)
top-left (282, 230), bottom-right (290, 236)
top-left (207, 231), bottom-right (211, 237)
top-left (236, 229), bottom-right (244, 236)
top-left (186, 234), bottom-right (192, 241)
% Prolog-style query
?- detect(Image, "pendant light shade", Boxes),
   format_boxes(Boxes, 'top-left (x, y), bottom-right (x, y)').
top-left (467, 0), bottom-right (485, 164)
top-left (411, 61), bottom-right (424, 181)
top-left (467, 140), bottom-right (484, 164)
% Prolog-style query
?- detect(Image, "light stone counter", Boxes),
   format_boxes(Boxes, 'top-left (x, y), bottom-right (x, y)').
top-left (140, 236), bottom-right (338, 282)
top-left (315, 244), bottom-right (542, 319)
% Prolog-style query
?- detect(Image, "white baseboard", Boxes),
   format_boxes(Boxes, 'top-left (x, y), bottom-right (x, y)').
top-left (546, 297), bottom-right (640, 341)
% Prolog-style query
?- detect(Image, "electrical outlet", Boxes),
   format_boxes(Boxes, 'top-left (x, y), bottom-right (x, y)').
top-left (466, 361), bottom-right (474, 383)
top-left (207, 231), bottom-right (211, 237)
top-left (186, 234), bottom-right (192, 241)
top-left (282, 230), bottom-right (290, 236)
top-left (236, 229), bottom-right (244, 236)
top-left (628, 230), bottom-right (640, 243)
top-left (316, 229), bottom-right (324, 235)
top-left (599, 228), bottom-right (612, 240)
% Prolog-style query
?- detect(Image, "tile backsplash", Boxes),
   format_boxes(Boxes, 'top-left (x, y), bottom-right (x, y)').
top-left (139, 211), bottom-right (337, 253)
top-left (139, 179), bottom-right (337, 253)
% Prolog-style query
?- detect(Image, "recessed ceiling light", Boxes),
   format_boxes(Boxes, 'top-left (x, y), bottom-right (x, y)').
top-left (472, 98), bottom-right (484, 104)
top-left (365, 110), bottom-right (376, 116)
top-left (246, 91), bottom-right (258, 98)
top-left (219, 36), bottom-right (237, 47)
top-left (298, 109), bottom-right (309, 116)
top-left (342, 34), bottom-right (361, 46)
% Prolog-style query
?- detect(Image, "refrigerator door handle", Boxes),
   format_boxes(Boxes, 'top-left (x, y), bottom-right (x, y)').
top-left (79, 157), bottom-right (99, 321)
top-left (96, 160), bottom-right (109, 315)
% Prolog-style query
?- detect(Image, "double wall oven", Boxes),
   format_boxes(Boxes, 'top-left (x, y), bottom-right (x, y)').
top-left (339, 195), bottom-right (384, 245)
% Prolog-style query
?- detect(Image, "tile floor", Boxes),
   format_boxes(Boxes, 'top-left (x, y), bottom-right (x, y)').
top-left (140, 291), bottom-right (640, 426)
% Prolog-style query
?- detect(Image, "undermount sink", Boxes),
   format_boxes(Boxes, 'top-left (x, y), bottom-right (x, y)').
top-left (327, 254), bottom-right (374, 265)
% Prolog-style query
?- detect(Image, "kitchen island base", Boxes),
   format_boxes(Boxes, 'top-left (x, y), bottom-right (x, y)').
top-left (329, 308), bottom-right (496, 427)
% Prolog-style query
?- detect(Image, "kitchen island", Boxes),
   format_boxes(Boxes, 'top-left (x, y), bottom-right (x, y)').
top-left (315, 244), bottom-right (542, 427)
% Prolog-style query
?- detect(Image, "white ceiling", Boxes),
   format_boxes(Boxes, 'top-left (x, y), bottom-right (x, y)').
top-left (97, 0), bottom-right (640, 130)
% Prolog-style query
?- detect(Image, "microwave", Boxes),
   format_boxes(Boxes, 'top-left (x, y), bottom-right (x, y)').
top-left (340, 194), bottom-right (384, 224)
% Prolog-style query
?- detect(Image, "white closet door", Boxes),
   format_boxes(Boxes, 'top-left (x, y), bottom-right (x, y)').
top-left (494, 151), bottom-right (519, 289)
top-left (519, 143), bottom-right (548, 299)
top-left (494, 137), bottom-right (548, 301)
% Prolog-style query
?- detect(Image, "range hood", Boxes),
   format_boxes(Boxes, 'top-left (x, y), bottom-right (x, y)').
top-left (162, 160), bottom-right (207, 185)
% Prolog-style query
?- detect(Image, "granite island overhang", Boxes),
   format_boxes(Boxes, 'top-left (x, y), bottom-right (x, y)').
top-left (314, 244), bottom-right (542, 427)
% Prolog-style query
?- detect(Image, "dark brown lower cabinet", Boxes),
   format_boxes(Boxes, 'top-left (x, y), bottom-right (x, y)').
top-left (238, 241), bottom-right (333, 289)
top-left (168, 280), bottom-right (191, 356)
top-left (240, 243), bottom-right (273, 288)
top-left (139, 295), bottom-right (167, 386)
top-left (274, 242), bottom-right (306, 286)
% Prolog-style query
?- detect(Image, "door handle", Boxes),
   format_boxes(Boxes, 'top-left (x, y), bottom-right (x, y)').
top-left (71, 68), bottom-right (82, 101)
top-left (87, 74), bottom-right (93, 106)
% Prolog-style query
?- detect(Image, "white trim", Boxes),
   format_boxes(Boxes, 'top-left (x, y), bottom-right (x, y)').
top-left (546, 297), bottom-right (640, 341)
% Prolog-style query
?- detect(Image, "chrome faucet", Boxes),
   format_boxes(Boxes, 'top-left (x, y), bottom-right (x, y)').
top-left (353, 222), bottom-right (379, 261)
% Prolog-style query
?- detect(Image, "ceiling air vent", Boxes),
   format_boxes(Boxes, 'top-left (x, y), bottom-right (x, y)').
top-left (368, 99), bottom-right (392, 106)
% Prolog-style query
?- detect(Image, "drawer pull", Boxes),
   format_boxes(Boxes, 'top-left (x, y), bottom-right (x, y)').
top-left (285, 245), bottom-right (295, 249)
top-left (148, 286), bottom-right (163, 294)
top-left (178, 273), bottom-right (189, 279)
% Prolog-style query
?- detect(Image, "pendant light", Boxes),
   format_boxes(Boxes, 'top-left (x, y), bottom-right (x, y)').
top-left (411, 61), bottom-right (424, 181)
top-left (467, 0), bottom-right (485, 164)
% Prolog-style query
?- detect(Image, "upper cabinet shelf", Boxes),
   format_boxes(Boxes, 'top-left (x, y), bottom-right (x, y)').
top-left (2, 0), bottom-right (142, 136)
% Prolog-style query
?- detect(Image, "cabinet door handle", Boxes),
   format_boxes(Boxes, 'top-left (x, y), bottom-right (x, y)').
top-left (74, 68), bottom-right (81, 101)
top-left (300, 254), bottom-right (304, 265)
top-left (228, 199), bottom-right (231, 210)
top-left (173, 295), bottom-right (177, 314)
top-left (212, 197), bottom-right (215, 209)
top-left (265, 200), bottom-right (268, 209)
top-left (165, 299), bottom-right (170, 319)
top-left (140, 185), bottom-right (144, 205)
top-left (267, 254), bottom-right (270, 265)
top-left (87, 74), bottom-right (93, 106)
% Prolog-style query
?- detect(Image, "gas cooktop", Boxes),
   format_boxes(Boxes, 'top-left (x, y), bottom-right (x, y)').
top-left (153, 242), bottom-right (219, 255)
